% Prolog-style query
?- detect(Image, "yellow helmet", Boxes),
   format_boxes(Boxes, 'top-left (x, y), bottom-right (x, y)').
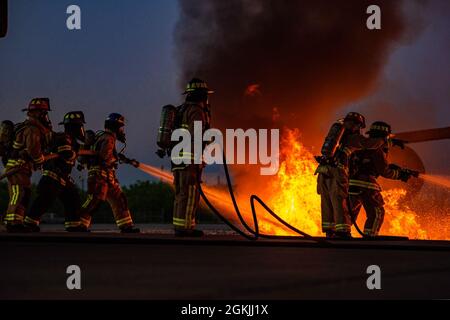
top-left (183, 78), bottom-right (214, 95)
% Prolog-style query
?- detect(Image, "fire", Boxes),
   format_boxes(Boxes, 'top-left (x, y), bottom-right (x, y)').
top-left (268, 129), bottom-right (321, 236)
top-left (267, 129), bottom-right (429, 239)
top-left (379, 189), bottom-right (427, 239)
top-left (139, 130), bottom-right (449, 240)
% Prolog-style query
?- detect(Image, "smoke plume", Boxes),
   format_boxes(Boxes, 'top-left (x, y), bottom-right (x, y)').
top-left (175, 0), bottom-right (411, 145)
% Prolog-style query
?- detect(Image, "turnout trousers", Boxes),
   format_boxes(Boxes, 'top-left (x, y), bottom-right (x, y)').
top-left (25, 174), bottom-right (82, 228)
top-left (349, 188), bottom-right (385, 237)
top-left (4, 171), bottom-right (32, 225)
top-left (316, 165), bottom-right (352, 233)
top-left (79, 173), bottom-right (134, 229)
top-left (172, 165), bottom-right (202, 230)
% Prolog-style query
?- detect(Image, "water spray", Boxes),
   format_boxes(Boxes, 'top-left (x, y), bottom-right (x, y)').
top-left (135, 154), bottom-right (329, 244)
top-left (420, 174), bottom-right (450, 190)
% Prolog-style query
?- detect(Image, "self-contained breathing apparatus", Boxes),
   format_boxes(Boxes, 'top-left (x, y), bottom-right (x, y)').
top-left (0, 120), bottom-right (14, 166)
top-left (315, 119), bottom-right (346, 166)
top-left (156, 104), bottom-right (178, 158)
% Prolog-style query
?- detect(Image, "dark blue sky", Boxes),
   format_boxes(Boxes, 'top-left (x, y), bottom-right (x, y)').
top-left (0, 0), bottom-right (181, 184)
top-left (1, 1), bottom-right (449, 186)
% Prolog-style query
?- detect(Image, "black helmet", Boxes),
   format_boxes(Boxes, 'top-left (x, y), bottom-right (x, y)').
top-left (344, 112), bottom-right (366, 129)
top-left (105, 113), bottom-right (126, 143)
top-left (105, 113), bottom-right (125, 126)
top-left (183, 78), bottom-right (214, 95)
top-left (59, 111), bottom-right (86, 125)
top-left (60, 111), bottom-right (86, 142)
top-left (367, 121), bottom-right (392, 138)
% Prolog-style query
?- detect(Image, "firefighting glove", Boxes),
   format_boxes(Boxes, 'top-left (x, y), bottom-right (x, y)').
top-left (118, 153), bottom-right (140, 168)
top-left (391, 138), bottom-right (405, 149)
top-left (156, 149), bottom-right (166, 159)
top-left (398, 169), bottom-right (413, 182)
top-left (388, 163), bottom-right (402, 171)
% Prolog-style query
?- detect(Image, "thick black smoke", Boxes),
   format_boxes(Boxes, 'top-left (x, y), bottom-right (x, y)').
top-left (175, 0), bottom-right (409, 145)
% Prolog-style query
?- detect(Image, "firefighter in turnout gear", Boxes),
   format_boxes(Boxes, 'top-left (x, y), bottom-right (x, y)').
top-left (349, 122), bottom-right (416, 237)
top-left (316, 112), bottom-right (392, 239)
top-left (79, 113), bottom-right (140, 233)
top-left (24, 111), bottom-right (88, 232)
top-left (3, 98), bottom-right (52, 232)
top-left (171, 78), bottom-right (212, 237)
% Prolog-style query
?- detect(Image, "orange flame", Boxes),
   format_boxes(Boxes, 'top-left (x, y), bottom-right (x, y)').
top-left (245, 84), bottom-right (262, 97)
top-left (138, 130), bottom-right (450, 240)
top-left (267, 129), bottom-right (432, 239)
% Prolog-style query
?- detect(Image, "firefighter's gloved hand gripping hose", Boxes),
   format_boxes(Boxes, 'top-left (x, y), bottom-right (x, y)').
top-left (197, 150), bottom-right (330, 245)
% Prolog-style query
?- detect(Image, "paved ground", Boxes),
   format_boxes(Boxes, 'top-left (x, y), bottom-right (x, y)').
top-left (1, 226), bottom-right (450, 300)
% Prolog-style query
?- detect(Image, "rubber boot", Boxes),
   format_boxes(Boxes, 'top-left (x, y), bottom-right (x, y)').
top-left (325, 231), bottom-right (336, 239)
top-left (174, 228), bottom-right (204, 237)
top-left (23, 223), bottom-right (40, 233)
top-left (66, 225), bottom-right (90, 233)
top-left (120, 226), bottom-right (140, 234)
top-left (334, 231), bottom-right (352, 240)
top-left (6, 224), bottom-right (28, 233)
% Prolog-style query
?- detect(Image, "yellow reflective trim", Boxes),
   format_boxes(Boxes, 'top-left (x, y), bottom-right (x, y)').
top-left (43, 171), bottom-right (67, 186)
top-left (349, 179), bottom-right (380, 191)
top-left (11, 185), bottom-right (19, 206)
top-left (80, 216), bottom-right (91, 227)
top-left (9, 185), bottom-right (15, 206)
top-left (24, 216), bottom-right (40, 226)
top-left (57, 145), bottom-right (72, 152)
top-left (116, 216), bottom-right (132, 225)
top-left (82, 194), bottom-right (93, 209)
top-left (12, 185), bottom-right (17, 205)
top-left (5, 213), bottom-right (23, 222)
top-left (65, 221), bottom-right (81, 228)
top-left (33, 155), bottom-right (44, 164)
top-left (392, 170), bottom-right (399, 180)
top-left (370, 125), bottom-right (390, 132)
top-left (335, 223), bottom-right (350, 231)
top-left (342, 147), bottom-right (352, 156)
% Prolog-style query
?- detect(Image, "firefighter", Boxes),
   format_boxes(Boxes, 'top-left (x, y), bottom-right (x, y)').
top-left (171, 78), bottom-right (212, 237)
top-left (0, 120), bottom-right (15, 167)
top-left (24, 111), bottom-right (88, 232)
top-left (316, 112), bottom-right (397, 239)
top-left (3, 98), bottom-right (52, 232)
top-left (79, 113), bottom-right (140, 233)
top-left (349, 121), bottom-right (416, 237)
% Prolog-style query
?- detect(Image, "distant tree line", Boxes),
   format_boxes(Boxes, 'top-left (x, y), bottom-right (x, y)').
top-left (0, 181), bottom-right (220, 224)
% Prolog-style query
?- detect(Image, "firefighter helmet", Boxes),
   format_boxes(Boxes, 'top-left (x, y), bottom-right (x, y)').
top-left (105, 113), bottom-right (125, 127)
top-left (59, 111), bottom-right (86, 125)
top-left (183, 78), bottom-right (214, 95)
top-left (60, 111), bottom-right (86, 142)
top-left (367, 121), bottom-right (392, 138)
top-left (344, 112), bottom-right (366, 129)
top-left (22, 98), bottom-right (51, 112)
top-left (105, 113), bottom-right (126, 143)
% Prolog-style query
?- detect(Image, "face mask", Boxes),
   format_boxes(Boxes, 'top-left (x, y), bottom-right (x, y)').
top-left (40, 112), bottom-right (52, 129)
top-left (117, 126), bottom-right (126, 143)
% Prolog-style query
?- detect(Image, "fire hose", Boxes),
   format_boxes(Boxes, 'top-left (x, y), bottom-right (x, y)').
top-left (197, 152), bottom-right (330, 245)
top-left (0, 150), bottom-right (97, 181)
top-left (199, 153), bottom-right (412, 242)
